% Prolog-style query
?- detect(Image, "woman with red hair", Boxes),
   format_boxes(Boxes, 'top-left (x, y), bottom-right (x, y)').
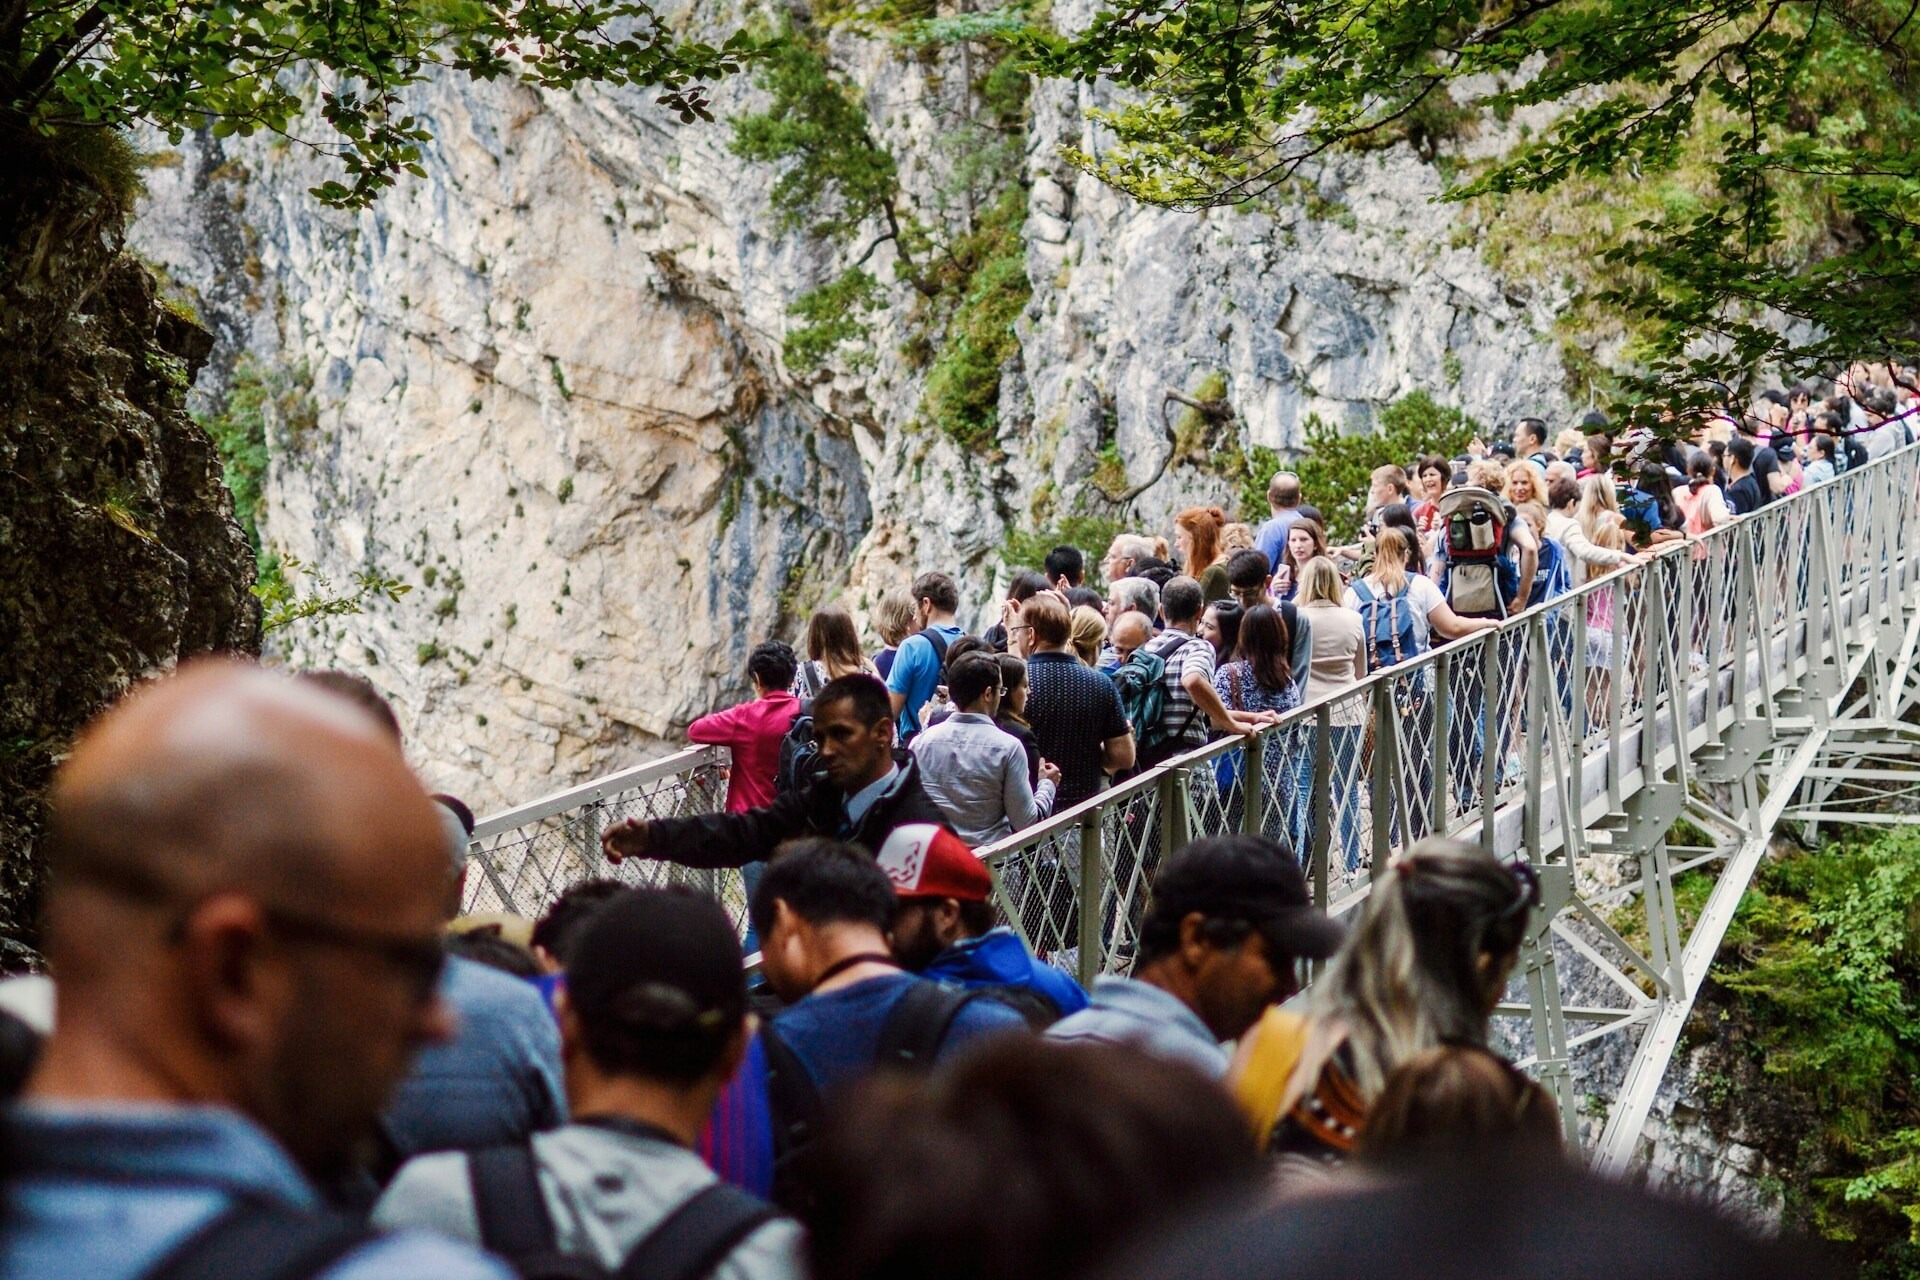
top-left (1175, 505), bottom-right (1232, 603)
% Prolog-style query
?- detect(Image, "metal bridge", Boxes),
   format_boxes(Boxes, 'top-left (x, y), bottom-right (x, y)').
top-left (460, 440), bottom-right (1920, 1173)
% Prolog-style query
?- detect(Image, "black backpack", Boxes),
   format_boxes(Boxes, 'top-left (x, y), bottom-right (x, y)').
top-left (760, 980), bottom-right (983, 1214)
top-left (774, 701), bottom-right (816, 795)
top-left (467, 1142), bottom-right (780, 1280)
top-left (140, 1203), bottom-right (376, 1280)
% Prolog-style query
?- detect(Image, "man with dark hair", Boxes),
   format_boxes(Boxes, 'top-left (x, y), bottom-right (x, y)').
top-left (1138, 577), bottom-right (1267, 769)
top-left (376, 889), bottom-right (802, 1280)
top-left (1044, 545), bottom-right (1085, 590)
top-left (806, 1038), bottom-right (1260, 1280)
top-left (888, 572), bottom-right (965, 741)
top-left (688, 641), bottom-right (804, 817)
top-left (751, 840), bottom-right (1025, 1208)
top-left (878, 825), bottom-right (1088, 1021)
top-left (1803, 432), bottom-right (1838, 486)
top-left (909, 653), bottom-right (1057, 845)
top-left (1512, 417), bottom-right (1553, 467)
top-left (603, 674), bottom-right (945, 869)
top-left (530, 877), bottom-right (629, 972)
top-left (1254, 472), bottom-right (1304, 569)
top-left (1048, 835), bottom-right (1343, 1076)
top-left (1726, 437), bottom-right (1764, 515)
top-left (3, 661), bottom-right (505, 1280)
top-left (1021, 593), bottom-right (1134, 808)
top-left (1225, 548), bottom-right (1273, 611)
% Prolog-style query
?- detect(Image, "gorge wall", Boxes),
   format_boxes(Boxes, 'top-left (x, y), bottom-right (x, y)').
top-left (130, 15), bottom-right (1573, 817)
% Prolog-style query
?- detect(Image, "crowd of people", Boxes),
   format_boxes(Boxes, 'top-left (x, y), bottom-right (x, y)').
top-left (4, 374), bottom-right (1898, 1280)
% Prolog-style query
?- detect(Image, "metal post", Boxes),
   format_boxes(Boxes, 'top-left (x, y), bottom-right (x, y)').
top-left (1241, 729), bottom-right (1267, 837)
top-left (1480, 631), bottom-right (1501, 851)
top-left (1077, 819), bottom-right (1103, 987)
top-left (1312, 707), bottom-right (1333, 909)
top-left (1432, 648), bottom-right (1452, 832)
top-left (1523, 615), bottom-right (1545, 858)
top-left (1370, 681), bottom-right (1396, 867)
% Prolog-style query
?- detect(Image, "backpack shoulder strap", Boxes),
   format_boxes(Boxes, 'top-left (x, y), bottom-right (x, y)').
top-left (614, 1184), bottom-right (780, 1280)
top-left (876, 981), bottom-right (978, 1068)
top-left (142, 1203), bottom-right (375, 1280)
top-left (468, 1141), bottom-right (560, 1264)
top-left (923, 628), bottom-right (952, 669)
top-left (757, 1022), bottom-right (825, 1212)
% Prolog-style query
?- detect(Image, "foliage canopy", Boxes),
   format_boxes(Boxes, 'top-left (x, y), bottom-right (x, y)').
top-left (2, 1), bottom-right (756, 207)
top-left (1027, 0), bottom-right (1920, 408)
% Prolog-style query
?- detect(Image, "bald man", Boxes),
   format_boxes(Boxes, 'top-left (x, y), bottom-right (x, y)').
top-left (1, 661), bottom-right (506, 1280)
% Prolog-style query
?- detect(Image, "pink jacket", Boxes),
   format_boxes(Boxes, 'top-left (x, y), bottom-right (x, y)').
top-left (688, 692), bottom-right (802, 813)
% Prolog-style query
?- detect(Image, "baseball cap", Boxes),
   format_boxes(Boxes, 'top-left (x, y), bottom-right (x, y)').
top-left (565, 888), bottom-right (746, 1038)
top-left (1147, 835), bottom-right (1345, 960)
top-left (875, 823), bottom-right (992, 903)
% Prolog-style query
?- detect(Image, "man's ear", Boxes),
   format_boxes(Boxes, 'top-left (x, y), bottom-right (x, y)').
top-left (555, 989), bottom-right (585, 1062)
top-left (1176, 911), bottom-right (1212, 970)
top-left (180, 892), bottom-right (279, 1053)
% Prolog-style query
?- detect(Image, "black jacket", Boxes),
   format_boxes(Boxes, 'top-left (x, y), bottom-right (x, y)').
top-left (645, 754), bottom-right (948, 868)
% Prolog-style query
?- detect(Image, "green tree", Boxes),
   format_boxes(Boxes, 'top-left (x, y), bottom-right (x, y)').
top-left (1027, 0), bottom-right (1920, 411)
top-left (3, 2), bottom-right (756, 209)
top-left (1291, 392), bottom-right (1477, 542)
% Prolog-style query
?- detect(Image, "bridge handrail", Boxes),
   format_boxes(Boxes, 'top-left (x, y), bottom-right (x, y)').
top-left (464, 442), bottom-right (1920, 1091)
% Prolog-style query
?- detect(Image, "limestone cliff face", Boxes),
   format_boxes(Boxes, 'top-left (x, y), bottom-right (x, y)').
top-left (1, 136), bottom-right (262, 949)
top-left (131, 33), bottom-right (1569, 812)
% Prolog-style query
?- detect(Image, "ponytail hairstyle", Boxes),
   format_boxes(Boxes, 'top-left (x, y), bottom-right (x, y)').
top-left (1310, 838), bottom-right (1540, 1099)
top-left (1687, 452), bottom-right (1715, 490)
top-left (1369, 527), bottom-right (1416, 596)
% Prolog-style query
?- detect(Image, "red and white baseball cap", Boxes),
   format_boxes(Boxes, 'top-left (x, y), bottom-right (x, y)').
top-left (874, 823), bottom-right (992, 903)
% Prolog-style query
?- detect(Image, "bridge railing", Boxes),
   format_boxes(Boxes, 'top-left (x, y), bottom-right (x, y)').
top-left (464, 443), bottom-right (1920, 1003)
top-left (460, 745), bottom-right (747, 933)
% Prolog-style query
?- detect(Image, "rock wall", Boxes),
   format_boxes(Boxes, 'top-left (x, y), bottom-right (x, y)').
top-left (130, 29), bottom-right (1570, 814)
top-left (1, 133), bottom-right (262, 951)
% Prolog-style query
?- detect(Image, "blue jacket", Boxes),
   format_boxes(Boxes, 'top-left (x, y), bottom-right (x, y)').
top-left (923, 928), bottom-right (1090, 1017)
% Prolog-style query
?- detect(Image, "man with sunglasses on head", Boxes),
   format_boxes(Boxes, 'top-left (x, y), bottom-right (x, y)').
top-left (0, 661), bottom-right (507, 1280)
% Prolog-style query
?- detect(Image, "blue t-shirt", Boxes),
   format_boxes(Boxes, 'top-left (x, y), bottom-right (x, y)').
top-left (383, 957), bottom-right (566, 1159)
top-left (885, 624), bottom-right (964, 740)
top-left (1254, 510), bottom-right (1303, 570)
top-left (769, 971), bottom-right (1025, 1094)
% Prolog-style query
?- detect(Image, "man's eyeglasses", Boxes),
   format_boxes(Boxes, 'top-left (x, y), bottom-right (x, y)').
top-left (260, 904), bottom-right (447, 1006)
top-left (78, 858), bottom-right (447, 1006)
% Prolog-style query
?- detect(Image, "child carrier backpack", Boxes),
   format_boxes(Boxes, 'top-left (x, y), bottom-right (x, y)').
top-left (1348, 580), bottom-right (1422, 670)
top-left (1436, 486), bottom-right (1518, 619)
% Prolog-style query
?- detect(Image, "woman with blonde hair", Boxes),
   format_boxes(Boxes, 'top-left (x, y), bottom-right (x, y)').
top-left (870, 588), bottom-right (917, 682)
top-left (1341, 528), bottom-right (1496, 667)
top-left (794, 602), bottom-right (876, 697)
top-left (1221, 522), bottom-right (1257, 557)
top-left (1297, 556), bottom-right (1367, 872)
top-left (1068, 605), bottom-right (1108, 668)
top-left (1504, 460), bottom-right (1547, 508)
top-left (1229, 837), bottom-right (1542, 1178)
top-left (1576, 473), bottom-right (1625, 549)
top-left (1174, 506), bottom-right (1232, 603)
